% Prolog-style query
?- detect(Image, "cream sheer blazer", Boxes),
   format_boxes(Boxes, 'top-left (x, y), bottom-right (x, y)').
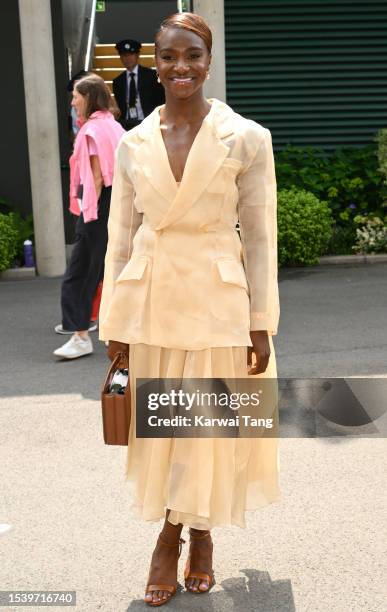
top-left (99, 98), bottom-right (279, 350)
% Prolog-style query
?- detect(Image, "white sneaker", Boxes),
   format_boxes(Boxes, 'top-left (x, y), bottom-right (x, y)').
top-left (53, 334), bottom-right (93, 359)
top-left (54, 322), bottom-right (98, 335)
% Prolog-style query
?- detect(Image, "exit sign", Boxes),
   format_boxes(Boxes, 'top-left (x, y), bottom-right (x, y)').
top-left (96, 1), bottom-right (105, 11)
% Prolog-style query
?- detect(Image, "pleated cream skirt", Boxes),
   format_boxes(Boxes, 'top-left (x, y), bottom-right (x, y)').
top-left (125, 337), bottom-right (280, 529)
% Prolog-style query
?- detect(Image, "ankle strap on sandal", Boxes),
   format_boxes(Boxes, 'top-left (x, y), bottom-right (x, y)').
top-left (189, 528), bottom-right (211, 540)
top-left (158, 535), bottom-right (186, 556)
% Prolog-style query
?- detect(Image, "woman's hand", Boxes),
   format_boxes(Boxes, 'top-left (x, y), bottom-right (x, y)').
top-left (248, 330), bottom-right (270, 375)
top-left (107, 340), bottom-right (129, 362)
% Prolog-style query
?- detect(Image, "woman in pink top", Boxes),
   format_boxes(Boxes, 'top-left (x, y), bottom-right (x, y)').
top-left (54, 74), bottom-right (125, 359)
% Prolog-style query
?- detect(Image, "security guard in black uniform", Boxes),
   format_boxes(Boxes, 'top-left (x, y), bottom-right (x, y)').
top-left (113, 39), bottom-right (165, 130)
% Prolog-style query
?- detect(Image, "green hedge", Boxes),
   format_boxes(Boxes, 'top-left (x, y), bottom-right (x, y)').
top-left (0, 198), bottom-right (34, 263)
top-left (275, 143), bottom-right (387, 254)
top-left (275, 144), bottom-right (386, 220)
top-left (375, 129), bottom-right (387, 186)
top-left (0, 213), bottom-right (19, 272)
top-left (277, 189), bottom-right (333, 266)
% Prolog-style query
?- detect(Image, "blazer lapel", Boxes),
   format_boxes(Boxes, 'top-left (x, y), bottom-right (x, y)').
top-left (156, 99), bottom-right (234, 230)
top-left (134, 99), bottom-right (236, 230)
top-left (134, 108), bottom-right (178, 204)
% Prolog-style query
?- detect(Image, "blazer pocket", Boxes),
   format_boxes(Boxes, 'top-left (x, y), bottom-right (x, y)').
top-left (215, 258), bottom-right (248, 291)
top-left (222, 158), bottom-right (243, 172)
top-left (116, 255), bottom-right (149, 283)
top-left (206, 159), bottom-right (243, 193)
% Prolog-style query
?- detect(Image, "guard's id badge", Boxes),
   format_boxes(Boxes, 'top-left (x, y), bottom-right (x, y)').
top-left (129, 107), bottom-right (138, 119)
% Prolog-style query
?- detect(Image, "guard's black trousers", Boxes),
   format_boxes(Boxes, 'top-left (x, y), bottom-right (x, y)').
top-left (61, 186), bottom-right (111, 332)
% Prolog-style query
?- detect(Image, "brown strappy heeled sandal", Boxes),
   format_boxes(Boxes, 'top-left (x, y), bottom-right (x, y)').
top-left (184, 529), bottom-right (215, 594)
top-left (144, 535), bottom-right (185, 607)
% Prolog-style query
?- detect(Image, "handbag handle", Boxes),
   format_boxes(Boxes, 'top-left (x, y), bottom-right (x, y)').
top-left (102, 351), bottom-right (129, 394)
top-left (112, 350), bottom-right (129, 370)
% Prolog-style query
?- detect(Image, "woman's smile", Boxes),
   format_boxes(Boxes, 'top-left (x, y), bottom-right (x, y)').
top-left (170, 76), bottom-right (195, 84)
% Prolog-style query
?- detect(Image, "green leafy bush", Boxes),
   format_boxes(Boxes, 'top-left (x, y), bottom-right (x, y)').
top-left (375, 129), bottom-right (387, 186)
top-left (275, 144), bottom-right (386, 219)
top-left (0, 198), bottom-right (34, 263)
top-left (326, 224), bottom-right (357, 256)
top-left (0, 213), bottom-right (19, 272)
top-left (8, 211), bottom-right (34, 262)
top-left (277, 189), bottom-right (333, 265)
top-left (275, 144), bottom-right (387, 254)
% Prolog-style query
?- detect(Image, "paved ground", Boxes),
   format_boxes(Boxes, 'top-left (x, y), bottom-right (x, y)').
top-left (0, 263), bottom-right (386, 611)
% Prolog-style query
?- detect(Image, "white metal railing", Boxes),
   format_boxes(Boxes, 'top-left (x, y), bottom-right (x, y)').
top-left (84, 0), bottom-right (97, 71)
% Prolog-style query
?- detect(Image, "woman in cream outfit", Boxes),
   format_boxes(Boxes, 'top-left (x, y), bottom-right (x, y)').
top-left (99, 13), bottom-right (280, 607)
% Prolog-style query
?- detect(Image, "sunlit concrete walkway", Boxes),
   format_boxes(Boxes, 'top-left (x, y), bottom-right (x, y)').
top-left (0, 263), bottom-right (386, 611)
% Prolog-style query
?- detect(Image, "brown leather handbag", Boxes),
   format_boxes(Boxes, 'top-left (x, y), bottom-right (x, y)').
top-left (101, 351), bottom-right (131, 445)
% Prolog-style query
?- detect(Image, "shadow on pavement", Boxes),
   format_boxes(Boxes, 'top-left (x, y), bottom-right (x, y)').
top-left (126, 569), bottom-right (295, 611)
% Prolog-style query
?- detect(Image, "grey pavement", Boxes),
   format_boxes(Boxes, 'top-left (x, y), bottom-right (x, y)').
top-left (0, 264), bottom-right (386, 611)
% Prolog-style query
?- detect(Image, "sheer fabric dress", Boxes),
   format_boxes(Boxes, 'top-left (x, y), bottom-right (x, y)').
top-left (99, 99), bottom-right (281, 529)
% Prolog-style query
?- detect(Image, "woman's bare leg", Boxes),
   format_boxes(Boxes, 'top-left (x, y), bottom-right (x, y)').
top-left (144, 510), bottom-right (183, 605)
top-left (185, 527), bottom-right (213, 593)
